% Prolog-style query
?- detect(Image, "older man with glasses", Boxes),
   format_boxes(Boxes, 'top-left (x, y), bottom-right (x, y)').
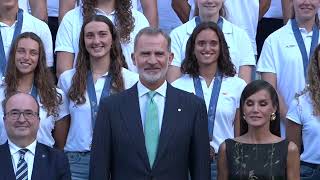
top-left (0, 92), bottom-right (70, 180)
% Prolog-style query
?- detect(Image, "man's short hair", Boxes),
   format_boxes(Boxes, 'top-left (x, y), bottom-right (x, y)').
top-left (134, 27), bottom-right (171, 52)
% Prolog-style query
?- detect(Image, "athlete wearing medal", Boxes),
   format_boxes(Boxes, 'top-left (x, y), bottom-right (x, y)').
top-left (58, 15), bottom-right (138, 180)
top-left (172, 22), bottom-right (246, 180)
top-left (257, 0), bottom-right (320, 136)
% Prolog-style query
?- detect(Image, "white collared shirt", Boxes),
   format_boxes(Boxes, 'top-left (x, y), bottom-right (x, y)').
top-left (172, 74), bottom-right (246, 151)
top-left (137, 81), bottom-right (167, 131)
top-left (58, 68), bottom-right (139, 152)
top-left (300, 28), bottom-right (313, 58)
top-left (9, 139), bottom-right (36, 180)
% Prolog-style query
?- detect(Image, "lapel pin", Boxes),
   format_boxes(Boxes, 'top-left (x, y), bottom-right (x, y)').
top-left (178, 108), bottom-right (181, 112)
top-left (42, 154), bottom-right (46, 158)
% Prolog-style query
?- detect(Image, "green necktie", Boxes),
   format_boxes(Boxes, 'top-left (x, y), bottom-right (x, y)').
top-left (144, 91), bottom-right (159, 167)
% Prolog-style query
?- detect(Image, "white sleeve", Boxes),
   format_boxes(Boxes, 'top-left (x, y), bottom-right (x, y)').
top-left (235, 29), bottom-right (256, 66)
top-left (57, 71), bottom-right (70, 95)
top-left (257, 36), bottom-right (277, 73)
top-left (55, 10), bottom-right (76, 53)
top-left (132, 10), bottom-right (149, 31)
top-left (235, 79), bottom-right (247, 108)
top-left (38, 22), bottom-right (54, 67)
top-left (286, 97), bottom-right (302, 125)
top-left (55, 88), bottom-right (70, 121)
top-left (170, 28), bottom-right (184, 67)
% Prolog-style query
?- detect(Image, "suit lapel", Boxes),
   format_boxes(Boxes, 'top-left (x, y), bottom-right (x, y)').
top-left (0, 143), bottom-right (15, 180)
top-left (31, 143), bottom-right (47, 180)
top-left (121, 85), bottom-right (150, 169)
top-left (153, 84), bottom-right (179, 168)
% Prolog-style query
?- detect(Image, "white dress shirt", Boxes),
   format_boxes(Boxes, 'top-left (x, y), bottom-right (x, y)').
top-left (9, 139), bottom-right (37, 180)
top-left (137, 81), bottom-right (167, 131)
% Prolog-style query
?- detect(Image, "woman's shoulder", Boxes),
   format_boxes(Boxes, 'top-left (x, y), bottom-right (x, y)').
top-left (222, 76), bottom-right (247, 94)
top-left (121, 68), bottom-right (139, 89)
top-left (121, 68), bottom-right (138, 79)
top-left (172, 74), bottom-right (193, 85)
top-left (57, 69), bottom-right (76, 90)
top-left (131, 9), bottom-right (149, 28)
top-left (222, 17), bottom-right (248, 35)
top-left (223, 76), bottom-right (246, 86)
top-left (59, 69), bottom-right (76, 81)
top-left (171, 74), bottom-right (194, 91)
top-left (287, 141), bottom-right (299, 154)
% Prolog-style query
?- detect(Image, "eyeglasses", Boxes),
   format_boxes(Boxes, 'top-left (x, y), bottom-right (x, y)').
top-left (5, 110), bottom-right (39, 120)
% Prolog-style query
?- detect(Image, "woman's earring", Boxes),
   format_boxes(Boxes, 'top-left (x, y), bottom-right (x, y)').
top-left (270, 112), bottom-right (276, 121)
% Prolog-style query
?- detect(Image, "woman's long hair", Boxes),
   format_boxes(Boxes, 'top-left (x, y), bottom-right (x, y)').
top-left (68, 15), bottom-right (126, 105)
top-left (82, 0), bottom-right (134, 43)
top-left (5, 32), bottom-right (62, 117)
top-left (239, 80), bottom-right (281, 137)
top-left (181, 22), bottom-right (236, 77)
top-left (305, 45), bottom-right (320, 116)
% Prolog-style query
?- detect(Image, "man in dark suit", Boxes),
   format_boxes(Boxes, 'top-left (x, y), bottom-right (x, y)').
top-left (89, 27), bottom-right (210, 180)
top-left (0, 92), bottom-right (70, 180)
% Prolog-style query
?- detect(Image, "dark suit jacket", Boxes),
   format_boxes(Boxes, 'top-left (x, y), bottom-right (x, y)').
top-left (89, 83), bottom-right (210, 180)
top-left (0, 142), bottom-right (71, 180)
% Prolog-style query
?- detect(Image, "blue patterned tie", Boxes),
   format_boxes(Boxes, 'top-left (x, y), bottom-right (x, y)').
top-left (16, 149), bottom-right (28, 180)
top-left (144, 91), bottom-right (159, 167)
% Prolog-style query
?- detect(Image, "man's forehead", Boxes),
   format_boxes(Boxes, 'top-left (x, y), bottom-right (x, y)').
top-left (137, 36), bottom-right (167, 49)
top-left (138, 34), bottom-right (166, 44)
top-left (6, 94), bottom-right (38, 110)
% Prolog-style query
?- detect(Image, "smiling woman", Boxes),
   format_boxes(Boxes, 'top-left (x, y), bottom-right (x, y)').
top-left (57, 15), bottom-right (139, 180)
top-left (0, 32), bottom-right (70, 151)
top-left (14, 38), bottom-right (39, 75)
top-left (168, 0), bottom-right (255, 83)
top-left (172, 22), bottom-right (247, 180)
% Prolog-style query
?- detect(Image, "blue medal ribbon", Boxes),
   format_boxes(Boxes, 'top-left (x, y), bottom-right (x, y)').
top-left (195, 16), bottom-right (223, 30)
top-left (0, 9), bottom-right (24, 76)
top-left (30, 85), bottom-right (38, 99)
top-left (291, 19), bottom-right (319, 78)
top-left (87, 71), bottom-right (112, 129)
top-left (193, 71), bottom-right (223, 141)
